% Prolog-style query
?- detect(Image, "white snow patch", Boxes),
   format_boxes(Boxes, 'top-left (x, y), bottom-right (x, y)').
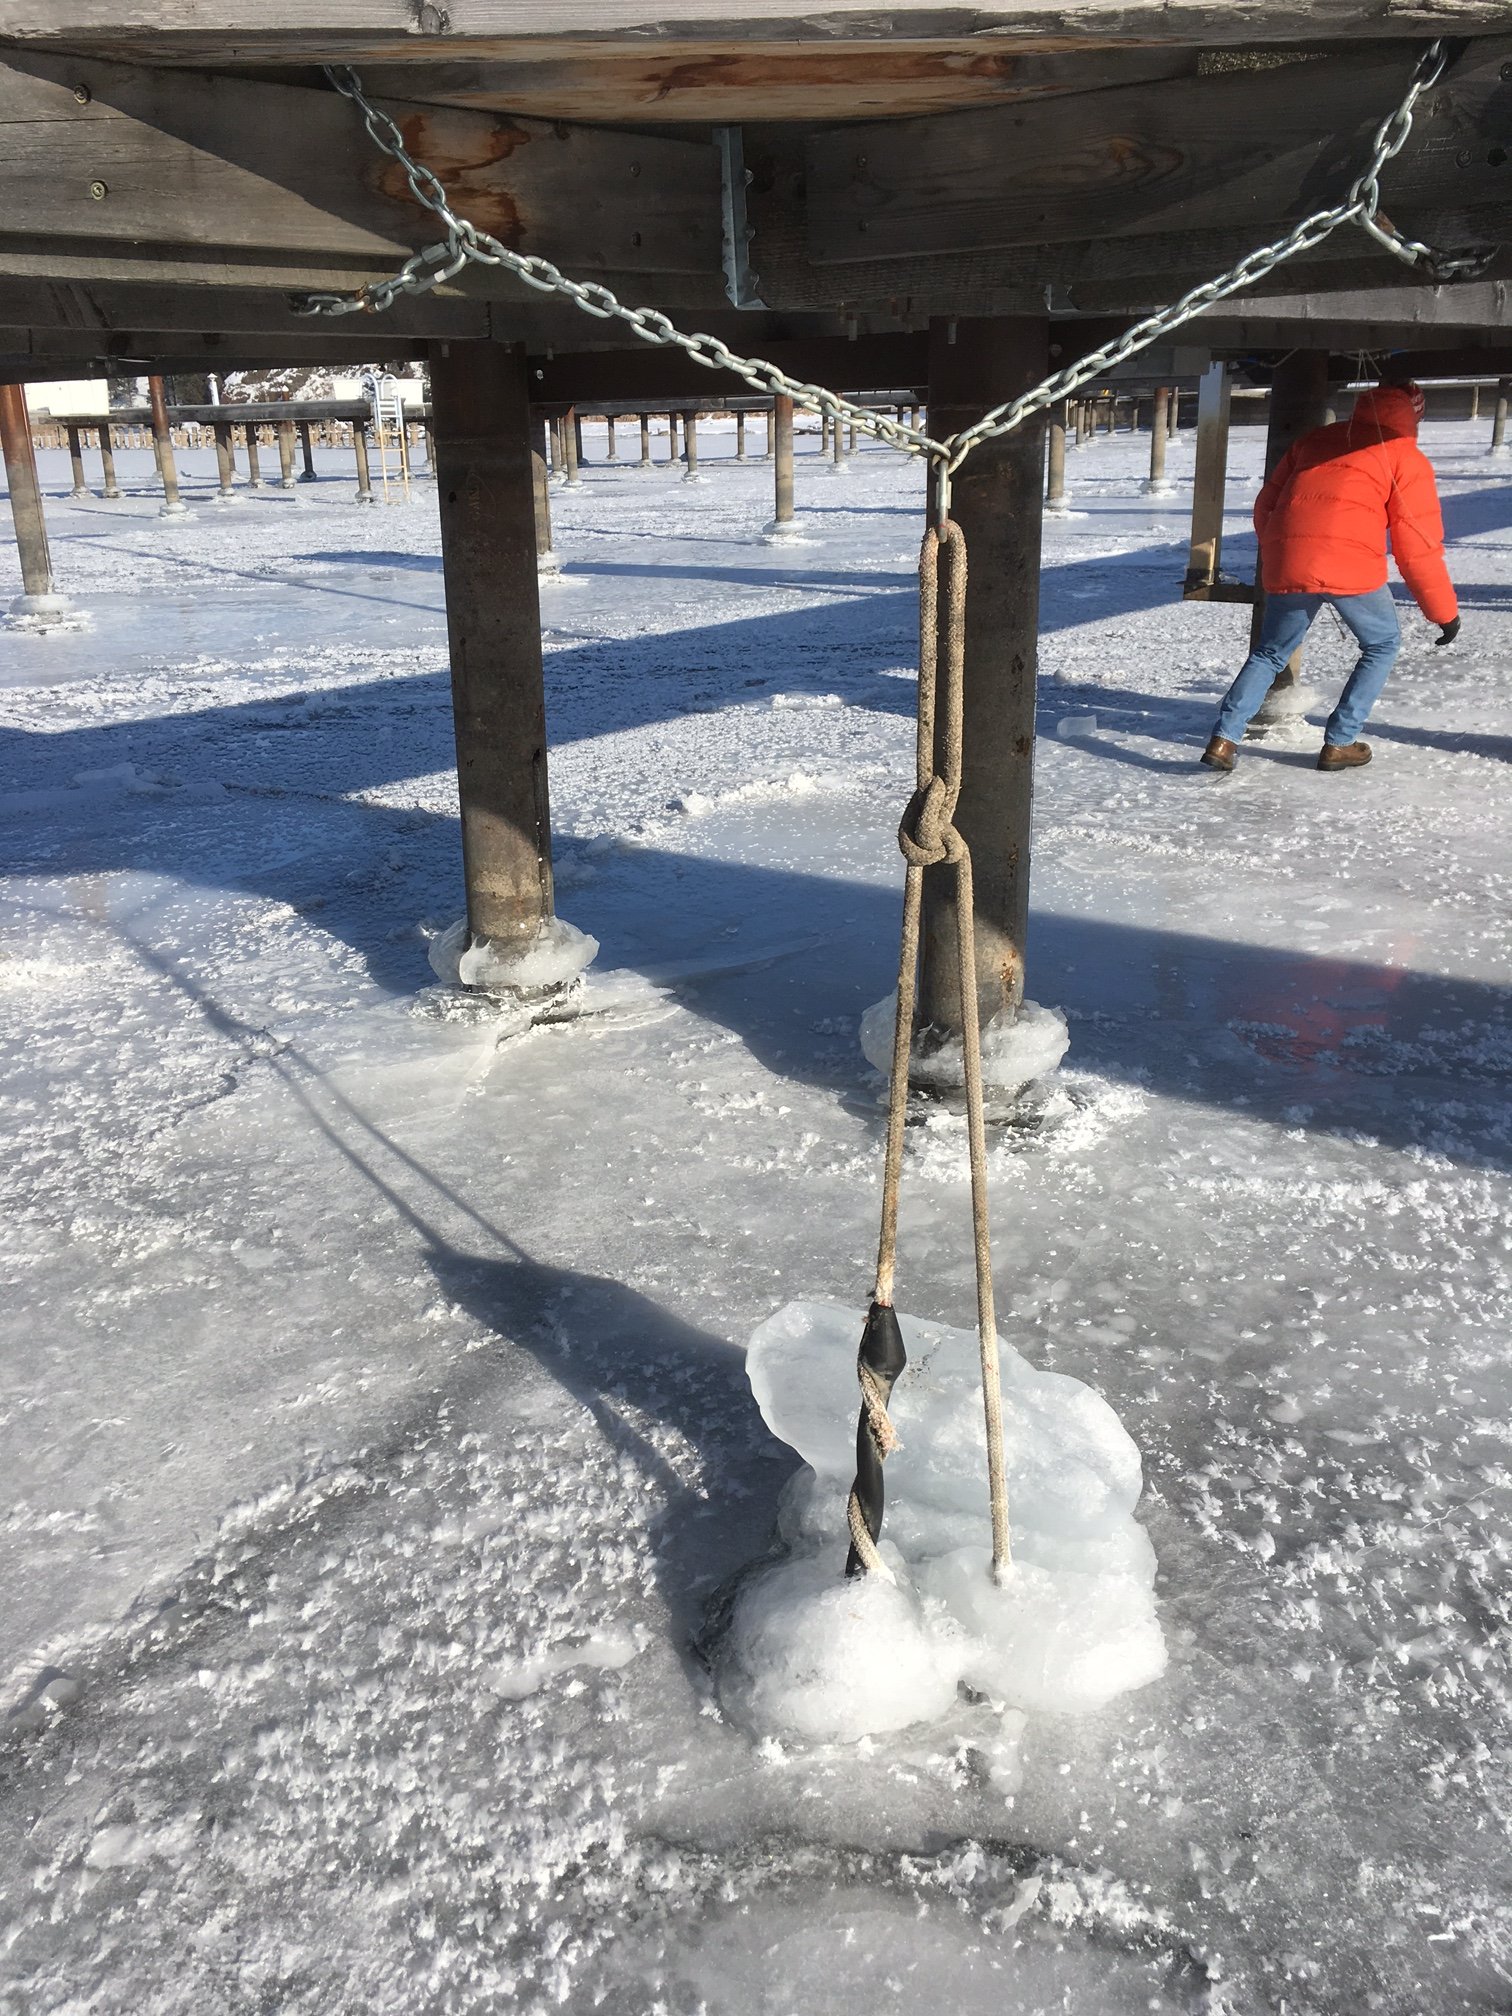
top-left (71, 762), bottom-right (163, 795)
top-left (488, 1627), bottom-right (645, 1701)
top-left (717, 1300), bottom-right (1166, 1741)
top-left (85, 1825), bottom-right (154, 1871)
top-left (860, 996), bottom-right (1070, 1093)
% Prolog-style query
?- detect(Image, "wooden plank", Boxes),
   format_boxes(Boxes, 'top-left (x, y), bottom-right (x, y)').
top-left (0, 54), bottom-right (720, 273)
top-left (528, 331), bottom-right (931, 401)
top-left (430, 341), bottom-right (555, 947)
top-left (4, 218), bottom-right (1494, 328)
top-left (6, 2), bottom-right (1512, 59)
top-left (919, 314), bottom-right (1048, 1032)
top-left (805, 39), bottom-right (1512, 262)
top-left (358, 43), bottom-right (1195, 125)
top-left (0, 334), bottom-right (435, 375)
top-left (1058, 231), bottom-right (1512, 313)
top-left (748, 119), bottom-right (1510, 310)
top-left (1202, 314), bottom-right (1512, 353)
top-left (0, 381), bottom-right (54, 599)
top-left (1198, 280), bottom-right (1512, 331)
top-left (0, 270), bottom-right (495, 339)
top-left (1183, 360), bottom-right (1232, 598)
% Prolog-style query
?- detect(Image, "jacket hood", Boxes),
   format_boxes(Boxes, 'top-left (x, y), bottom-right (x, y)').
top-left (1349, 385), bottom-right (1421, 439)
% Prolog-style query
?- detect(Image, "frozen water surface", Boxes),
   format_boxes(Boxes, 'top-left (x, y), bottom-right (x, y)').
top-left (2, 421), bottom-right (1511, 2013)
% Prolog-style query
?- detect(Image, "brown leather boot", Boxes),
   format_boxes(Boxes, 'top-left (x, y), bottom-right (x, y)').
top-left (1200, 735), bottom-right (1238, 772)
top-left (1317, 741), bottom-right (1372, 772)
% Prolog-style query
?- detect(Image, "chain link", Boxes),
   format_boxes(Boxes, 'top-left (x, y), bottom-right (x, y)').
top-left (298, 44), bottom-right (1494, 484)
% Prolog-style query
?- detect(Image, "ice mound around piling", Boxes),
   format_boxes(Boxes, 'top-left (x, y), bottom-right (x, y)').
top-left (717, 1301), bottom-right (1165, 1743)
top-left (860, 996), bottom-right (1070, 1094)
top-left (428, 915), bottom-right (598, 993)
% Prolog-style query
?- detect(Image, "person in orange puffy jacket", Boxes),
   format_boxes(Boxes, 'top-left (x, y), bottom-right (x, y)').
top-left (1201, 381), bottom-right (1459, 774)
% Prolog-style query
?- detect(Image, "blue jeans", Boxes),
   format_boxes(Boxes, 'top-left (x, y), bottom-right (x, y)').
top-left (1213, 586), bottom-right (1401, 747)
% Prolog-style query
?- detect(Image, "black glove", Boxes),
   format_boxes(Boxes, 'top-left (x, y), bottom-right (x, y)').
top-left (1435, 616), bottom-right (1461, 648)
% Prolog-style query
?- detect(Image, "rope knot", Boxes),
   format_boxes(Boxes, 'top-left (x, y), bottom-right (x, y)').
top-left (897, 777), bottom-right (952, 867)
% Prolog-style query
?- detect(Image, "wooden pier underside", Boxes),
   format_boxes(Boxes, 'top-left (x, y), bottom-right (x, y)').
top-left (0, 1), bottom-right (1506, 367)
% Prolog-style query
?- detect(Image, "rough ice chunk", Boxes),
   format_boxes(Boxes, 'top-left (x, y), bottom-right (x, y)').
top-left (6, 591), bottom-right (82, 633)
top-left (1252, 679), bottom-right (1322, 725)
top-left (717, 1300), bottom-right (1165, 1741)
top-left (860, 996), bottom-right (1070, 1094)
top-left (716, 1557), bottom-right (962, 1743)
top-left (427, 915), bottom-right (598, 993)
top-left (1056, 713), bottom-right (1098, 739)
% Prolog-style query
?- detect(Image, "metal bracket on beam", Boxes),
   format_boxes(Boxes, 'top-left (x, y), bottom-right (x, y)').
top-left (715, 126), bottom-right (766, 312)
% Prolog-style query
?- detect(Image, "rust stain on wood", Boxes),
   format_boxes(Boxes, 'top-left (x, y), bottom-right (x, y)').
top-left (370, 110), bottom-right (529, 246)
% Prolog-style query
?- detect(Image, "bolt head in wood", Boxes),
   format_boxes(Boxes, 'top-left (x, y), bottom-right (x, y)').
top-left (88, 180), bottom-right (108, 200)
top-left (73, 84), bottom-right (91, 105)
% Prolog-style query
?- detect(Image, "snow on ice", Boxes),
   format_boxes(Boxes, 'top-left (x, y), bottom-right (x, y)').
top-left (2, 416), bottom-right (1511, 2014)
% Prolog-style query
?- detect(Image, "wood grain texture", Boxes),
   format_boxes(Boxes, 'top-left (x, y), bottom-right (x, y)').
top-left (358, 43), bottom-right (1194, 124)
top-left (0, 54), bottom-right (719, 272)
top-left (6, 1), bottom-right (1512, 58)
top-left (430, 340), bottom-right (555, 945)
top-left (919, 314), bottom-right (1047, 1029)
top-left (806, 39), bottom-right (1512, 262)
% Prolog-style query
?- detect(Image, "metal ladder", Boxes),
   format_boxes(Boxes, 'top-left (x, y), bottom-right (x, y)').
top-left (363, 370), bottom-right (412, 503)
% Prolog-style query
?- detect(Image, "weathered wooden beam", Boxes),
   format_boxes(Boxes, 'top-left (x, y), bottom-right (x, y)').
top-left (352, 422), bottom-right (374, 502)
top-left (1198, 279), bottom-right (1512, 335)
top-left (919, 314), bottom-right (1048, 1036)
top-left (97, 420), bottom-right (120, 496)
top-left (0, 379), bottom-right (54, 601)
top-left (0, 322), bottom-right (439, 377)
top-left (529, 412), bottom-right (554, 560)
top-left (1144, 385), bottom-right (1171, 492)
top-left (430, 339), bottom-right (555, 947)
top-left (212, 417), bottom-right (235, 499)
top-left (529, 331), bottom-right (932, 403)
top-left (1184, 360), bottom-right (1236, 600)
top-left (5, 3), bottom-right (1512, 58)
top-left (1044, 396), bottom-right (1067, 510)
top-left (1492, 378), bottom-right (1510, 456)
top-left (3, 215), bottom-right (1501, 338)
top-left (147, 371), bottom-right (189, 515)
top-left (805, 40), bottom-right (1512, 263)
top-left (357, 43), bottom-right (1196, 126)
top-left (771, 392), bottom-right (794, 523)
top-left (66, 422), bottom-right (88, 497)
top-left (0, 54), bottom-right (720, 274)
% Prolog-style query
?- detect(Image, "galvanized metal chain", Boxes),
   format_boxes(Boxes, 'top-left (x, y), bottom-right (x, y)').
top-left (297, 43), bottom-right (1492, 497)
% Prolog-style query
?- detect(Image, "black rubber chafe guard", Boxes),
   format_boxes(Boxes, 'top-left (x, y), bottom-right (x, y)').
top-left (844, 1300), bottom-right (908, 1577)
